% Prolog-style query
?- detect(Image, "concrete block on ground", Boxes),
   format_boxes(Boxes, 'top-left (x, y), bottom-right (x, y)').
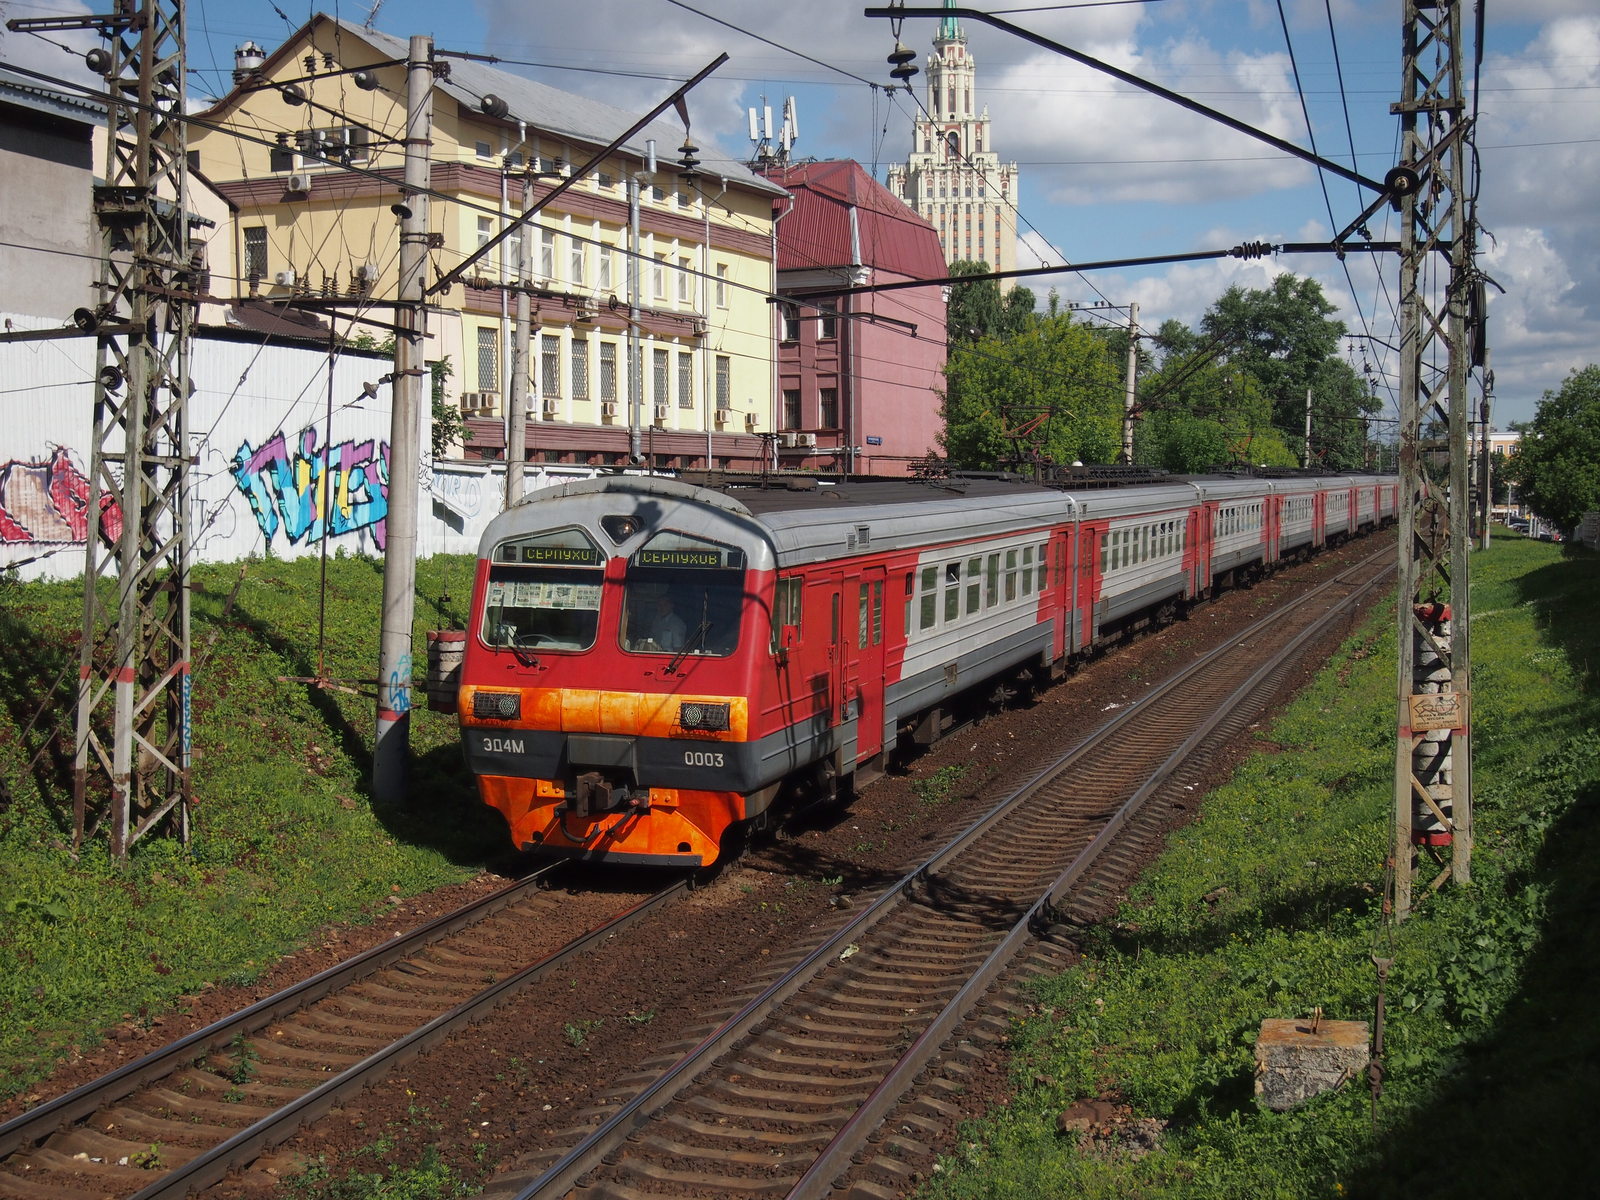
top-left (1254, 1017), bottom-right (1369, 1111)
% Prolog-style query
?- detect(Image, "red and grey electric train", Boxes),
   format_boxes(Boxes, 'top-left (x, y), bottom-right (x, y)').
top-left (452, 471), bottom-right (1396, 866)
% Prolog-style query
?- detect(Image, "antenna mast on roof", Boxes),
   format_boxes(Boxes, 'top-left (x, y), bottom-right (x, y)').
top-left (748, 95), bottom-right (798, 166)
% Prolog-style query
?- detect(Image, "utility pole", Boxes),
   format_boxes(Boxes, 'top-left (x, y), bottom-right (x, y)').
top-left (506, 167), bottom-right (532, 507)
top-left (1303, 387), bottom-right (1314, 468)
top-left (1120, 301), bottom-right (1139, 464)
top-left (7, 0), bottom-right (196, 857)
top-left (374, 34), bottom-right (433, 805)
top-left (1391, 0), bottom-right (1476, 921)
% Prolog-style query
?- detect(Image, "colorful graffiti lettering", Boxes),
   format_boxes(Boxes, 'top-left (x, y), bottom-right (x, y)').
top-left (230, 427), bottom-right (389, 550)
top-left (0, 446), bottom-right (124, 545)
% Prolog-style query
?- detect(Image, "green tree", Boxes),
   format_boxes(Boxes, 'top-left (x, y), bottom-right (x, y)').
top-left (947, 260), bottom-right (1035, 345)
top-left (1199, 274), bottom-right (1376, 469)
top-left (429, 357), bottom-right (460, 459)
top-left (941, 313), bottom-right (1123, 470)
top-left (1506, 365), bottom-right (1600, 531)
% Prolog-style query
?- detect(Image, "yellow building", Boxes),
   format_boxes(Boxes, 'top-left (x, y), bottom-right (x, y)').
top-left (189, 14), bottom-right (787, 469)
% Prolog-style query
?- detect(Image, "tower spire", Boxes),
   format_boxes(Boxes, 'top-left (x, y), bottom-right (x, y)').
top-left (939, 0), bottom-right (961, 43)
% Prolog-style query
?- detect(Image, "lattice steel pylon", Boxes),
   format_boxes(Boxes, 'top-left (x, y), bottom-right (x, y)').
top-left (13, 1), bottom-right (196, 856)
top-left (1391, 0), bottom-right (1477, 920)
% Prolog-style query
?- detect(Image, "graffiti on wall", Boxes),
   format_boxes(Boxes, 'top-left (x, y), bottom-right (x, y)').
top-left (0, 446), bottom-right (123, 545)
top-left (230, 427), bottom-right (390, 550)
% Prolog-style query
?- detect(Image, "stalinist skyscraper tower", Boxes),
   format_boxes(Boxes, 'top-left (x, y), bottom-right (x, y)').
top-left (886, 1), bottom-right (1020, 272)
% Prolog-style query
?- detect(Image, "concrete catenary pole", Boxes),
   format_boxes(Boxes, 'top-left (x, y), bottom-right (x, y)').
top-left (507, 167), bottom-right (532, 507)
top-left (375, 34), bottom-right (433, 804)
top-left (1120, 301), bottom-right (1139, 464)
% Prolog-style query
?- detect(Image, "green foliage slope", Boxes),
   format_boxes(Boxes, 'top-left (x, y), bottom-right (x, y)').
top-left (0, 552), bottom-right (502, 1101)
top-left (921, 533), bottom-right (1599, 1199)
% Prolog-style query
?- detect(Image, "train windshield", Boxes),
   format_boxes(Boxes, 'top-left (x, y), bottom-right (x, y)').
top-left (481, 528), bottom-right (604, 652)
top-left (621, 531), bottom-right (746, 657)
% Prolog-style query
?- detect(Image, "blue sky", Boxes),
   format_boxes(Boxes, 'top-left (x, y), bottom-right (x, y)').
top-left (4, 0), bottom-right (1595, 429)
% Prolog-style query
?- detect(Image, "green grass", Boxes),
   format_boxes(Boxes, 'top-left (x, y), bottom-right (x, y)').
top-left (920, 531), bottom-right (1600, 1199)
top-left (0, 551), bottom-right (508, 1102)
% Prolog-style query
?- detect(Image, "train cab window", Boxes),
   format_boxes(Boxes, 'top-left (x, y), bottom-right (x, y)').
top-left (622, 531), bottom-right (746, 656)
top-left (482, 528), bottom-right (604, 652)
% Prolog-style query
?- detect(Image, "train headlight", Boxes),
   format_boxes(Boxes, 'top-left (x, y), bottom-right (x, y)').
top-left (678, 701), bottom-right (730, 732)
top-left (474, 691), bottom-right (521, 720)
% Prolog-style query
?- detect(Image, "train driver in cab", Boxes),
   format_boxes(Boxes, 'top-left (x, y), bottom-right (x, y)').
top-left (630, 583), bottom-right (686, 652)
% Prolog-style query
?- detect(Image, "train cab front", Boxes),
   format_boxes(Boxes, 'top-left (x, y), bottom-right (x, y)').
top-left (458, 501), bottom-right (773, 867)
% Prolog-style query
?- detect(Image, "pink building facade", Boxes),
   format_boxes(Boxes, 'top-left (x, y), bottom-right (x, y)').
top-left (759, 160), bottom-right (948, 477)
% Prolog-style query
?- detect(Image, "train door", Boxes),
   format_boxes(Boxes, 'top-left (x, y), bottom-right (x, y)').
top-left (1078, 523), bottom-right (1101, 650)
top-left (843, 565), bottom-right (887, 762)
top-left (1190, 505), bottom-right (1212, 597)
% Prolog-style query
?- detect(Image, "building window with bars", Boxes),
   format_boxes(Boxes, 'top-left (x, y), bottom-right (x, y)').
top-left (677, 351), bottom-right (693, 409)
top-left (600, 342), bottom-right (618, 401)
top-left (243, 226), bottom-right (267, 279)
top-left (652, 348), bottom-right (669, 410)
top-left (541, 333), bottom-right (561, 397)
top-left (571, 338), bottom-right (590, 399)
top-left (476, 326), bottom-right (500, 392)
top-left (715, 355), bottom-right (731, 411)
top-left (820, 386), bottom-right (838, 429)
top-left (782, 389), bottom-right (801, 429)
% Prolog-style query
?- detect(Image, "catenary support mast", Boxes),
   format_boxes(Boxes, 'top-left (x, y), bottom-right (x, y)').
top-left (374, 35), bottom-right (434, 804)
top-left (7, 0), bottom-right (198, 856)
top-left (1391, 0), bottom-right (1477, 920)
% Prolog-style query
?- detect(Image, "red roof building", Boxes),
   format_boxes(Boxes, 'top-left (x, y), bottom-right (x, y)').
top-left (758, 160), bottom-right (948, 476)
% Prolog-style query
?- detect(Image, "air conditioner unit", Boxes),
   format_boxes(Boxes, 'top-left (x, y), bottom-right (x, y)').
top-left (795, 432), bottom-right (817, 448)
top-left (714, 407), bottom-right (731, 425)
top-left (653, 404), bottom-right (670, 422)
top-left (285, 172), bottom-right (312, 194)
top-left (744, 412), bottom-right (760, 430)
top-left (779, 431), bottom-right (798, 448)
top-left (272, 269), bottom-right (296, 287)
top-left (460, 390), bottom-right (495, 412)
top-left (542, 397), bottom-right (559, 416)
top-left (601, 400), bottom-right (619, 418)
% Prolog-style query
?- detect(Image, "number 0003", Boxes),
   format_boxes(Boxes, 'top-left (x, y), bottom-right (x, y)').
top-left (684, 750), bottom-right (725, 767)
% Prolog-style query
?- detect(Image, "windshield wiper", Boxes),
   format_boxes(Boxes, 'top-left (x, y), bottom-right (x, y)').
top-left (665, 620), bottom-right (711, 675)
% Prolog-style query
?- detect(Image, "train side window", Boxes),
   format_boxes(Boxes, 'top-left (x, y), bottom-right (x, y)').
top-left (1004, 549), bottom-right (1018, 601)
top-left (831, 592), bottom-right (840, 646)
top-left (966, 557), bottom-right (981, 615)
top-left (857, 584), bottom-right (869, 648)
top-left (920, 566), bottom-right (938, 631)
top-left (986, 553), bottom-right (999, 606)
top-left (772, 575), bottom-right (802, 651)
top-left (904, 572), bottom-right (914, 636)
top-left (944, 562), bottom-right (961, 623)
top-left (871, 580), bottom-right (883, 645)
top-left (1021, 545), bottom-right (1033, 593)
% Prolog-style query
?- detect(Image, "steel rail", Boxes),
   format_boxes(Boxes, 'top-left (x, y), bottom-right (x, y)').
top-left (508, 547), bottom-right (1394, 1200)
top-left (786, 550), bottom-right (1395, 1197)
top-left (118, 876), bottom-right (690, 1200)
top-left (0, 864), bottom-right (559, 1161)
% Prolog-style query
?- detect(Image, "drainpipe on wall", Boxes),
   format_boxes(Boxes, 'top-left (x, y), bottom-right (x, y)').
top-left (769, 187), bottom-right (795, 473)
top-left (628, 140), bottom-right (656, 465)
top-left (702, 176), bottom-right (728, 470)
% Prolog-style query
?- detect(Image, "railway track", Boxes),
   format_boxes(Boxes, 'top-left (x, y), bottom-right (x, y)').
top-left (473, 547), bottom-right (1396, 1200)
top-left (0, 870), bottom-right (681, 1200)
top-left (0, 547), bottom-right (1392, 1200)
